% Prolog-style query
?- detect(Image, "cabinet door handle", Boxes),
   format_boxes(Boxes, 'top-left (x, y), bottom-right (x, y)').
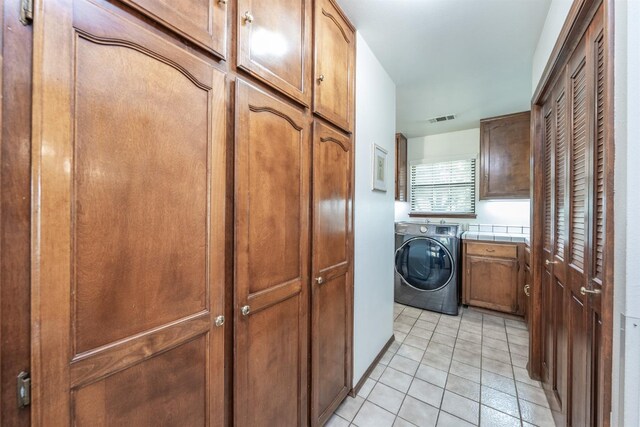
top-left (218, 0), bottom-right (227, 4)
top-left (317, 74), bottom-right (325, 83)
top-left (240, 305), bottom-right (251, 316)
top-left (485, 248), bottom-right (495, 253)
top-left (214, 315), bottom-right (225, 327)
top-left (243, 11), bottom-right (254, 23)
top-left (315, 277), bottom-right (324, 285)
top-left (524, 284), bottom-right (530, 297)
top-left (580, 286), bottom-right (601, 296)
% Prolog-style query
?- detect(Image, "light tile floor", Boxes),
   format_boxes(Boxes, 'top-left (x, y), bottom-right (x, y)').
top-left (329, 304), bottom-right (556, 427)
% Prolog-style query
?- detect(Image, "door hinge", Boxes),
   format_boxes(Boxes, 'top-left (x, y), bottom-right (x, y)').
top-left (17, 371), bottom-right (31, 408)
top-left (19, 0), bottom-right (33, 25)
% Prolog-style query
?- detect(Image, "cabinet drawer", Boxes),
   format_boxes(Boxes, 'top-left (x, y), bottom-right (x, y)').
top-left (466, 242), bottom-right (517, 259)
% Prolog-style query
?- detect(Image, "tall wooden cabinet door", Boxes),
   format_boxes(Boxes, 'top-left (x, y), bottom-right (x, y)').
top-left (119, 0), bottom-right (227, 58)
top-left (237, 0), bottom-right (312, 105)
top-left (313, 0), bottom-right (355, 133)
top-left (234, 80), bottom-right (310, 427)
top-left (310, 120), bottom-right (353, 426)
top-left (31, 1), bottom-right (227, 424)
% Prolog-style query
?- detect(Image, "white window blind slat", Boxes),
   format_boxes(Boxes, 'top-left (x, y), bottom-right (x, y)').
top-left (410, 158), bottom-right (476, 214)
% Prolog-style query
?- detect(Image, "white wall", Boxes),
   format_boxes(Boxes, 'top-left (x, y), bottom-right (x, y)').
top-left (353, 32), bottom-right (396, 385)
top-left (612, 0), bottom-right (640, 425)
top-left (531, 0), bottom-right (573, 94)
top-left (394, 128), bottom-right (531, 226)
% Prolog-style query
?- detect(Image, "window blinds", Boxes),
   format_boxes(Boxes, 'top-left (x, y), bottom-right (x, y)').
top-left (410, 158), bottom-right (476, 214)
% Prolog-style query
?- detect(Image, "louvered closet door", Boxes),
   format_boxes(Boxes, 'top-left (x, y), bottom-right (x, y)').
top-left (31, 0), bottom-right (227, 424)
top-left (550, 72), bottom-right (569, 419)
top-left (588, 6), bottom-right (607, 425)
top-left (566, 32), bottom-right (591, 427)
top-left (541, 102), bottom-right (555, 389)
top-left (234, 80), bottom-right (309, 427)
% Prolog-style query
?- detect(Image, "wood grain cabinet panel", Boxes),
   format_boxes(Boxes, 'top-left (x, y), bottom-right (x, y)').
top-left (395, 133), bottom-right (408, 201)
top-left (31, 0), bottom-right (227, 423)
top-left (311, 120), bottom-right (353, 426)
top-left (119, 0), bottom-right (227, 58)
top-left (313, 0), bottom-right (355, 132)
top-left (237, 0), bottom-right (312, 105)
top-left (234, 80), bottom-right (309, 427)
top-left (463, 242), bottom-right (523, 315)
top-left (480, 111), bottom-right (531, 199)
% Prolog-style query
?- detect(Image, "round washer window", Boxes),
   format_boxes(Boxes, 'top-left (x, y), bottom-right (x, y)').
top-left (395, 237), bottom-right (454, 292)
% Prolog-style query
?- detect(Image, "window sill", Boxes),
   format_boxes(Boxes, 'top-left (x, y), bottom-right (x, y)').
top-left (409, 212), bottom-right (477, 219)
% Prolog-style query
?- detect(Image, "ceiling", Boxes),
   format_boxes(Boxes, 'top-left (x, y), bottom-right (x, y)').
top-left (337, 0), bottom-right (551, 137)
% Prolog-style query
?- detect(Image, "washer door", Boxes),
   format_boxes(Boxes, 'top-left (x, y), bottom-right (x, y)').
top-left (395, 237), bottom-right (454, 292)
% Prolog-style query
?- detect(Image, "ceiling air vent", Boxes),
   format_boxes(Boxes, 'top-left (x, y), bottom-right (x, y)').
top-left (427, 114), bottom-right (457, 124)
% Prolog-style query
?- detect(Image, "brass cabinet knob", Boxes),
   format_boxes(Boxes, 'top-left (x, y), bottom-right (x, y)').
top-left (214, 315), bottom-right (225, 327)
top-left (243, 11), bottom-right (254, 23)
top-left (315, 277), bottom-right (324, 285)
top-left (580, 286), bottom-right (602, 296)
top-left (240, 305), bottom-right (251, 316)
top-left (524, 284), bottom-right (530, 297)
top-left (318, 74), bottom-right (325, 83)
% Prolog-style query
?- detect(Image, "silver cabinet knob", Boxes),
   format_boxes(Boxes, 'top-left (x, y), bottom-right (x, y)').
top-left (315, 277), bottom-right (324, 285)
top-left (580, 286), bottom-right (601, 296)
top-left (317, 74), bottom-right (325, 83)
top-left (241, 305), bottom-right (251, 316)
top-left (214, 315), bottom-right (225, 327)
top-left (243, 11), bottom-right (254, 23)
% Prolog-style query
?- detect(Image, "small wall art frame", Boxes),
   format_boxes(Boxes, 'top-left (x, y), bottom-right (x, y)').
top-left (372, 143), bottom-right (388, 192)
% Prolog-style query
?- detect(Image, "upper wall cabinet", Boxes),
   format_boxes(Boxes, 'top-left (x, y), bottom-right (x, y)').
top-left (395, 133), bottom-right (408, 201)
top-left (119, 0), bottom-right (227, 58)
top-left (237, 0), bottom-right (312, 106)
top-left (479, 111), bottom-right (531, 199)
top-left (313, 0), bottom-right (355, 133)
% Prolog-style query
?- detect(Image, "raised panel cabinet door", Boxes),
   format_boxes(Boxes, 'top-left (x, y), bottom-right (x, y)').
top-left (311, 120), bottom-right (353, 426)
top-left (31, 0), bottom-right (226, 424)
top-left (465, 255), bottom-right (518, 313)
top-left (120, 0), bottom-right (227, 58)
top-left (313, 0), bottom-right (355, 133)
top-left (479, 111), bottom-right (531, 199)
top-left (237, 0), bottom-right (312, 105)
top-left (234, 80), bottom-right (310, 427)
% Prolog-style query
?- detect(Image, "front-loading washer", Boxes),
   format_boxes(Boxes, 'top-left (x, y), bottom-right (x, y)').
top-left (394, 222), bottom-right (462, 315)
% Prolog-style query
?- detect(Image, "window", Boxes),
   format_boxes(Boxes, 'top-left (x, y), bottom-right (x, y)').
top-left (410, 158), bottom-right (476, 216)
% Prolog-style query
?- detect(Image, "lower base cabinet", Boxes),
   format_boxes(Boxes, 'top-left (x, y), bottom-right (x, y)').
top-left (463, 241), bottom-right (525, 316)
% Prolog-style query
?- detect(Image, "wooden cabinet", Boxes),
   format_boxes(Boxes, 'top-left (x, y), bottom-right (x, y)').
top-left (532, 4), bottom-right (611, 424)
top-left (463, 242), bottom-right (524, 315)
top-left (120, 0), bottom-right (227, 58)
top-left (237, 0), bottom-right (312, 105)
top-left (234, 80), bottom-right (310, 427)
top-left (395, 133), bottom-right (408, 201)
top-left (310, 120), bottom-right (354, 426)
top-left (480, 111), bottom-right (531, 199)
top-left (313, 0), bottom-right (355, 132)
top-left (31, 0), bottom-right (227, 422)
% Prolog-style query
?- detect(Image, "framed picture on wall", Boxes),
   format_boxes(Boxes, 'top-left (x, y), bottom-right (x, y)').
top-left (372, 144), bottom-right (388, 192)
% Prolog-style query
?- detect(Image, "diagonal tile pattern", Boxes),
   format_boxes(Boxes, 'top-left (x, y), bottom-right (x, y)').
top-left (332, 304), bottom-right (558, 426)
